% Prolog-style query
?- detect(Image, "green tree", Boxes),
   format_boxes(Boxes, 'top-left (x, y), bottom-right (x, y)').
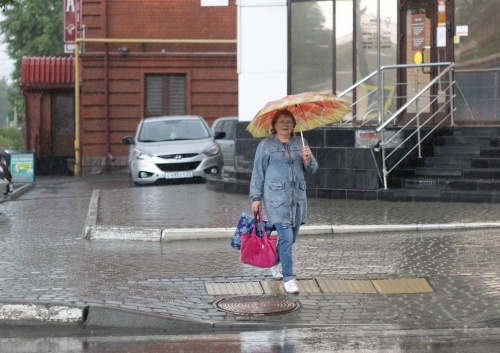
top-left (0, 125), bottom-right (23, 149)
top-left (0, 78), bottom-right (11, 126)
top-left (0, 0), bottom-right (63, 80)
top-left (0, 0), bottom-right (63, 126)
top-left (0, 0), bottom-right (14, 11)
top-left (455, 0), bottom-right (500, 63)
top-left (291, 2), bottom-right (333, 93)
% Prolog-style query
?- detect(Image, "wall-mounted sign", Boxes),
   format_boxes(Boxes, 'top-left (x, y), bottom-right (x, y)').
top-left (10, 152), bottom-right (35, 184)
top-left (456, 25), bottom-right (469, 36)
top-left (437, 26), bottom-right (446, 47)
top-left (201, 0), bottom-right (229, 6)
top-left (359, 16), bottom-right (393, 51)
top-left (411, 14), bottom-right (426, 51)
top-left (438, 0), bottom-right (446, 25)
top-left (64, 0), bottom-right (82, 54)
top-left (414, 51), bottom-right (423, 64)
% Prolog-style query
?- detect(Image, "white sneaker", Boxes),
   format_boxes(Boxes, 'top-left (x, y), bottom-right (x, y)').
top-left (270, 265), bottom-right (283, 279)
top-left (283, 279), bottom-right (299, 294)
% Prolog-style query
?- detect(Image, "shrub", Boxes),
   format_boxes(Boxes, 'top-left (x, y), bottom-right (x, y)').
top-left (0, 126), bottom-right (24, 151)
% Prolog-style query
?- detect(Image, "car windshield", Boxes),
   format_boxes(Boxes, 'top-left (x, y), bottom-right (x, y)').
top-left (138, 119), bottom-right (211, 142)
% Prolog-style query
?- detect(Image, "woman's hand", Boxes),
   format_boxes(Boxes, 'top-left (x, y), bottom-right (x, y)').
top-left (252, 201), bottom-right (261, 214)
top-left (302, 146), bottom-right (311, 165)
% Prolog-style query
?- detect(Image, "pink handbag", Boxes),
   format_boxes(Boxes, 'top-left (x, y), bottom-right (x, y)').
top-left (240, 212), bottom-right (277, 268)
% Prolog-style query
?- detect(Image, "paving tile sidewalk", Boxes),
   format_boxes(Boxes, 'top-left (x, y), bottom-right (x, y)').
top-left (86, 169), bottom-right (500, 229)
top-left (0, 171), bottom-right (499, 331)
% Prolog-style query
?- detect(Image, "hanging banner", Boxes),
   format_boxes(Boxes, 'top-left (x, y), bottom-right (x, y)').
top-left (64, 0), bottom-right (82, 54)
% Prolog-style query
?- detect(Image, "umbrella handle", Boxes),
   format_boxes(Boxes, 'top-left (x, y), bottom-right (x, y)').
top-left (300, 129), bottom-right (309, 165)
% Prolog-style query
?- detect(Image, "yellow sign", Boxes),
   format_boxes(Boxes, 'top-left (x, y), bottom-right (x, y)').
top-left (414, 51), bottom-right (423, 64)
top-left (362, 84), bottom-right (396, 122)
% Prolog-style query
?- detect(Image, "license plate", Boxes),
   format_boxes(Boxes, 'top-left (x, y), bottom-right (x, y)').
top-left (164, 171), bottom-right (193, 179)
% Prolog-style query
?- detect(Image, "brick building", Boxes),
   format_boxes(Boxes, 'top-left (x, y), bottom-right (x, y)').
top-left (22, 0), bottom-right (237, 175)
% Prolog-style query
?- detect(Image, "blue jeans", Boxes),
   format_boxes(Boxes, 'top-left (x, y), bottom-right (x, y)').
top-left (274, 223), bottom-right (300, 282)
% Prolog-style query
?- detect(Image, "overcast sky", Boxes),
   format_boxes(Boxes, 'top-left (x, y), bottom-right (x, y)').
top-left (0, 13), bottom-right (15, 82)
top-left (0, 43), bottom-right (14, 81)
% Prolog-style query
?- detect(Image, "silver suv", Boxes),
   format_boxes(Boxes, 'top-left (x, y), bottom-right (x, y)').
top-left (211, 116), bottom-right (238, 170)
top-left (122, 116), bottom-right (224, 186)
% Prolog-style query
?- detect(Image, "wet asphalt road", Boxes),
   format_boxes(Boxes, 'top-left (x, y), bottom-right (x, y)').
top-left (0, 169), bottom-right (499, 351)
top-left (1, 326), bottom-right (500, 352)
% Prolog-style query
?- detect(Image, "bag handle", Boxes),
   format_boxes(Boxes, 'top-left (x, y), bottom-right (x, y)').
top-left (253, 211), bottom-right (270, 245)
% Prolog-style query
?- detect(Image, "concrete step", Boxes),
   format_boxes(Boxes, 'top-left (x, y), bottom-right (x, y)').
top-left (454, 127), bottom-right (500, 136)
top-left (388, 188), bottom-right (500, 203)
top-left (441, 190), bottom-right (500, 203)
top-left (448, 179), bottom-right (500, 192)
top-left (424, 156), bottom-right (471, 167)
top-left (480, 147), bottom-right (500, 158)
top-left (414, 167), bottom-right (462, 178)
top-left (206, 175), bottom-right (249, 195)
top-left (434, 146), bottom-right (481, 157)
top-left (388, 127), bottom-right (500, 203)
top-left (471, 157), bottom-right (500, 168)
top-left (462, 168), bottom-right (500, 179)
top-left (390, 188), bottom-right (442, 202)
top-left (441, 135), bottom-right (492, 146)
top-left (403, 178), bottom-right (451, 190)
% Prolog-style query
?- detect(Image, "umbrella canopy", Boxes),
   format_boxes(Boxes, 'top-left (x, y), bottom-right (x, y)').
top-left (246, 91), bottom-right (352, 138)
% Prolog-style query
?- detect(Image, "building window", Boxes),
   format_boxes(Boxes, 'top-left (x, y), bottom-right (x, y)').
top-left (454, 0), bottom-right (500, 121)
top-left (145, 74), bottom-right (186, 117)
top-left (290, 0), bottom-right (334, 94)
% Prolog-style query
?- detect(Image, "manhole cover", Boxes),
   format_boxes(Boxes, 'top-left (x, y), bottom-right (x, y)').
top-left (215, 295), bottom-right (299, 316)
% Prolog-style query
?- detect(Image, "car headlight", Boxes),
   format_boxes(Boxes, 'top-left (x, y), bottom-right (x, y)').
top-left (203, 144), bottom-right (220, 157)
top-left (133, 148), bottom-right (153, 160)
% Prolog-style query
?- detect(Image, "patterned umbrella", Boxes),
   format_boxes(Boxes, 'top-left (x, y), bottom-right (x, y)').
top-left (246, 91), bottom-right (352, 140)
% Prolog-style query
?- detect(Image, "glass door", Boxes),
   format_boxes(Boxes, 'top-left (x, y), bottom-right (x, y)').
top-left (398, 0), bottom-right (454, 125)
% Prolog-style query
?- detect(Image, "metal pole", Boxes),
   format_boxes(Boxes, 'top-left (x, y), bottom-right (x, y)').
top-left (381, 70), bottom-right (385, 121)
top-left (74, 43), bottom-right (81, 177)
top-left (376, 0), bottom-right (382, 124)
top-left (494, 72), bottom-right (497, 121)
top-left (381, 145), bottom-right (388, 189)
top-left (449, 68), bottom-right (455, 126)
top-left (415, 68), bottom-right (422, 158)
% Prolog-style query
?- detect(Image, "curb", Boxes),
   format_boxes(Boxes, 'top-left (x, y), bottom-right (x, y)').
top-left (0, 302), bottom-right (305, 331)
top-left (0, 303), bottom-right (82, 324)
top-left (0, 183), bottom-right (33, 204)
top-left (84, 222), bottom-right (500, 241)
top-left (85, 305), bottom-right (213, 330)
top-left (85, 189), bottom-right (500, 241)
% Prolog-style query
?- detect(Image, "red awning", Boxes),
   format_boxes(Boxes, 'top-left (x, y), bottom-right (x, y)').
top-left (20, 56), bottom-right (74, 89)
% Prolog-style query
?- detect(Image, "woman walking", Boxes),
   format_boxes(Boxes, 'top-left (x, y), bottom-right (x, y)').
top-left (249, 109), bottom-right (318, 293)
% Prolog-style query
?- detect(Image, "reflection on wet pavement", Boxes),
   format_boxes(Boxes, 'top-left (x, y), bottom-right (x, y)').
top-left (1, 326), bottom-right (499, 352)
top-left (0, 172), bottom-right (499, 352)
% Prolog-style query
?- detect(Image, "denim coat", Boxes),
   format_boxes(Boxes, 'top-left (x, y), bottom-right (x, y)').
top-left (249, 134), bottom-right (318, 226)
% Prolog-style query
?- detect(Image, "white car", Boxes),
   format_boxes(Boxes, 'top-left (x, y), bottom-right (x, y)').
top-left (122, 116), bottom-right (224, 186)
top-left (211, 116), bottom-right (238, 170)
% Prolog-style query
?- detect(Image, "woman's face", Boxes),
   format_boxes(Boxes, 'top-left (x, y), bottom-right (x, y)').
top-left (274, 114), bottom-right (295, 137)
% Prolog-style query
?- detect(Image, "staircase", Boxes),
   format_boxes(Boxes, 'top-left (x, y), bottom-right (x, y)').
top-left (389, 127), bottom-right (500, 203)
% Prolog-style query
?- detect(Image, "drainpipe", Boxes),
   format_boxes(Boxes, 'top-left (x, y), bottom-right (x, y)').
top-left (73, 38), bottom-right (237, 177)
top-left (74, 43), bottom-right (81, 176)
top-left (104, 0), bottom-right (112, 163)
top-left (22, 94), bottom-right (29, 151)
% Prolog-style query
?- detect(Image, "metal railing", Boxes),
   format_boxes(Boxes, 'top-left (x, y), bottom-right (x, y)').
top-left (454, 67), bottom-right (500, 121)
top-left (338, 62), bottom-right (456, 189)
